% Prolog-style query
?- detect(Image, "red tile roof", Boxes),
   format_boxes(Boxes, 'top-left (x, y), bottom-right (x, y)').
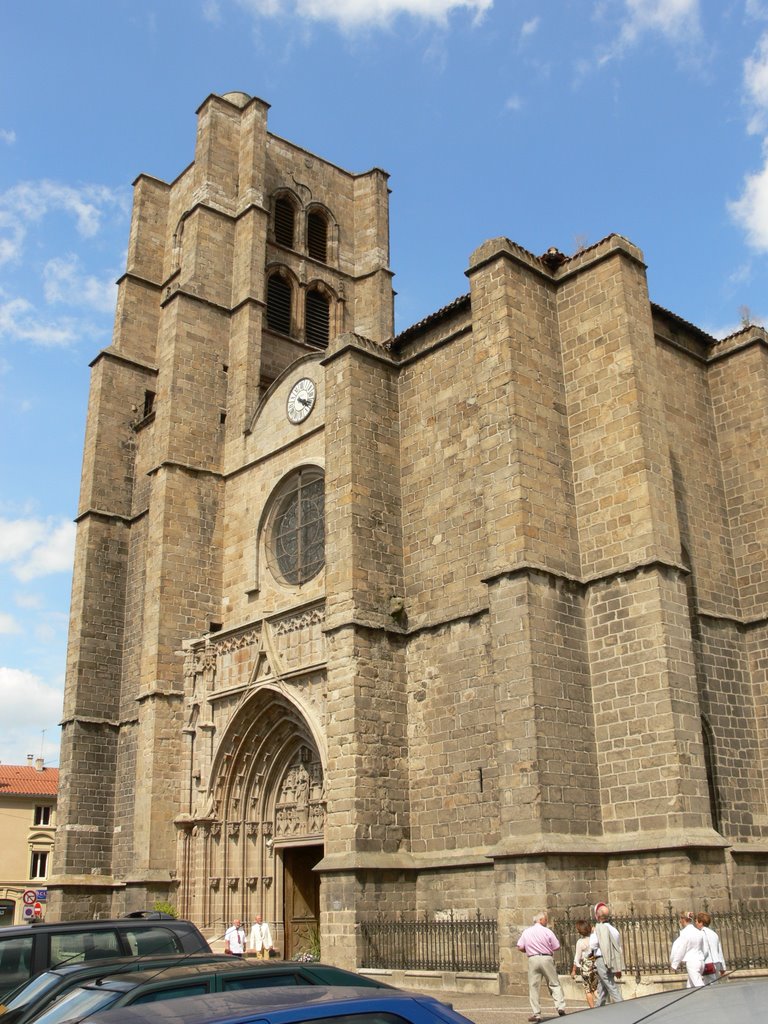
top-left (0, 764), bottom-right (59, 797)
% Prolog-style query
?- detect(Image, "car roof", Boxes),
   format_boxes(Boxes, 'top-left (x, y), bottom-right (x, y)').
top-left (79, 960), bottom-right (365, 992)
top-left (84, 985), bottom-right (461, 1024)
top-left (0, 919), bottom-right (198, 936)
top-left (46, 954), bottom-right (232, 979)
top-left (558, 978), bottom-right (768, 1023)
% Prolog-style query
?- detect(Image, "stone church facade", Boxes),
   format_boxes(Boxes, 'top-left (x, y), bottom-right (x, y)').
top-left (52, 91), bottom-right (768, 987)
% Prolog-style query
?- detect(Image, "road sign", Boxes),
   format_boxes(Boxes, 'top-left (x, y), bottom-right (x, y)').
top-left (36, 889), bottom-right (47, 901)
top-left (22, 906), bottom-right (34, 919)
top-left (22, 889), bottom-right (37, 906)
top-left (33, 902), bottom-right (43, 919)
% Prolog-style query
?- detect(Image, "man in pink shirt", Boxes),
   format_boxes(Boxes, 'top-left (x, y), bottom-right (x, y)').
top-left (517, 912), bottom-right (567, 1022)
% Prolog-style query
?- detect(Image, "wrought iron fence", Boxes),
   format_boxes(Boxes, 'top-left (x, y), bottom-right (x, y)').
top-left (361, 910), bottom-right (499, 973)
top-left (554, 903), bottom-right (768, 979)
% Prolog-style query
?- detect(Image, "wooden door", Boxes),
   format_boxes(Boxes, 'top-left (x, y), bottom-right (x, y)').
top-left (283, 845), bottom-right (322, 960)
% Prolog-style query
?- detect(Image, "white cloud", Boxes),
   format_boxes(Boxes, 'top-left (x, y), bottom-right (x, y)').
top-left (520, 16), bottom-right (539, 38)
top-left (747, 0), bottom-right (768, 18)
top-left (728, 146), bottom-right (768, 252)
top-left (0, 180), bottom-right (128, 267)
top-left (0, 612), bottom-right (21, 635)
top-left (43, 255), bottom-right (118, 314)
top-left (505, 95), bottom-right (523, 112)
top-left (0, 517), bottom-right (76, 580)
top-left (0, 296), bottom-right (78, 347)
top-left (621, 0), bottom-right (700, 42)
top-left (14, 592), bottom-right (44, 610)
top-left (0, 667), bottom-right (63, 767)
top-left (235, 0), bottom-right (493, 29)
top-left (745, 33), bottom-right (768, 135)
top-left (202, 0), bottom-right (223, 22)
top-left (0, 130), bottom-right (15, 145)
top-left (594, 0), bottom-right (701, 67)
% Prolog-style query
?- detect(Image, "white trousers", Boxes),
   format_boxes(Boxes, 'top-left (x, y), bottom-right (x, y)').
top-left (526, 954), bottom-right (566, 1015)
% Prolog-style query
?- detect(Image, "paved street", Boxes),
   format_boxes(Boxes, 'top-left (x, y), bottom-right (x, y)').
top-left (439, 991), bottom-right (586, 1024)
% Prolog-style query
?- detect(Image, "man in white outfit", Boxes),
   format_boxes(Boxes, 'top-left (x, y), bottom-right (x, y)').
top-left (670, 911), bottom-right (706, 987)
top-left (224, 918), bottom-right (246, 957)
top-left (249, 914), bottom-right (274, 958)
top-left (695, 911), bottom-right (726, 983)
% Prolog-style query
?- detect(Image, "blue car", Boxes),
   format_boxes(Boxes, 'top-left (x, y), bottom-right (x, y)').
top-left (84, 985), bottom-right (475, 1024)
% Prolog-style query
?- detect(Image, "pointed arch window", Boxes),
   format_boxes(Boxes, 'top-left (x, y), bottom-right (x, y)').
top-left (266, 273), bottom-right (292, 336)
top-left (305, 288), bottom-right (330, 349)
top-left (307, 211), bottom-right (328, 262)
top-left (274, 196), bottom-right (296, 249)
top-left (701, 715), bottom-right (722, 834)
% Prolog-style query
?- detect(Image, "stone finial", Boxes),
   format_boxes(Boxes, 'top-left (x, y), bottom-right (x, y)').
top-left (540, 247), bottom-right (567, 270)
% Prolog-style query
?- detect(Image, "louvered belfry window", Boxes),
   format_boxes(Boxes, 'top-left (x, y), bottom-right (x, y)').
top-left (267, 274), bottom-right (292, 335)
top-left (305, 288), bottom-right (330, 348)
top-left (274, 197), bottom-right (295, 248)
top-left (307, 211), bottom-right (328, 262)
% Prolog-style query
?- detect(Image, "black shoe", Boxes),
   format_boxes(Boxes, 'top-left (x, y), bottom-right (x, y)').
top-left (528, 1017), bottom-right (542, 1023)
top-left (558, 1012), bottom-right (567, 1017)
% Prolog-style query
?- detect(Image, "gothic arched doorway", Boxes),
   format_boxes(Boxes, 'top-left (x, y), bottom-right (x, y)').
top-left (179, 684), bottom-right (325, 950)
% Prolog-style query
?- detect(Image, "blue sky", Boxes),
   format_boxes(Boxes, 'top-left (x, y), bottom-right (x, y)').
top-left (1, 0), bottom-right (767, 767)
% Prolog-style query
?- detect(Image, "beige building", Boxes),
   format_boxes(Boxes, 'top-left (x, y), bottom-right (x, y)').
top-left (53, 91), bottom-right (768, 988)
top-left (0, 759), bottom-right (57, 925)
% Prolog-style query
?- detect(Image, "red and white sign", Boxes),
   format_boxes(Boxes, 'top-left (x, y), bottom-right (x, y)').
top-left (22, 889), bottom-right (37, 906)
top-left (33, 902), bottom-right (43, 919)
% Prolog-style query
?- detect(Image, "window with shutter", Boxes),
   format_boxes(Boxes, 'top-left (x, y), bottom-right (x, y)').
top-left (267, 274), bottom-right (292, 335)
top-left (307, 211), bottom-right (328, 262)
top-left (305, 288), bottom-right (330, 348)
top-left (274, 197), bottom-right (295, 248)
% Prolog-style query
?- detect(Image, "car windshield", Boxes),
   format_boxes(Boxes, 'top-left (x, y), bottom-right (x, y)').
top-left (2, 972), bottom-right (62, 1010)
top-left (31, 987), bottom-right (119, 1024)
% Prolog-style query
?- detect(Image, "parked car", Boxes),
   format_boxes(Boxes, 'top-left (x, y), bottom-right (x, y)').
top-left (0, 953), bottom-right (232, 1024)
top-left (24, 960), bottom-right (392, 1024)
top-left (84, 987), bottom-right (471, 1024)
top-left (583, 977), bottom-right (767, 1021)
top-left (0, 912), bottom-right (210, 1000)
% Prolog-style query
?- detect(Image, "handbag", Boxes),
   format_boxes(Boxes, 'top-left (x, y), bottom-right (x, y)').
top-left (703, 962), bottom-right (716, 975)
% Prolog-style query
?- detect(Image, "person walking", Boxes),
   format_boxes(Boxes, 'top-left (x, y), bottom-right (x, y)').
top-left (570, 920), bottom-right (598, 1008)
top-left (224, 918), bottom-right (246, 957)
top-left (516, 911), bottom-right (567, 1022)
top-left (695, 911), bottom-right (726, 983)
top-left (670, 911), bottom-right (706, 987)
top-left (249, 914), bottom-right (274, 959)
top-left (590, 902), bottom-right (624, 1005)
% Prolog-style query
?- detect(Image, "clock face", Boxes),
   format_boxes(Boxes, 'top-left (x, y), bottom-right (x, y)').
top-left (286, 377), bottom-right (316, 424)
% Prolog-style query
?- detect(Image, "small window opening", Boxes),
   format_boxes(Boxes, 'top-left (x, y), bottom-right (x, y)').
top-left (143, 391), bottom-right (156, 418)
top-left (307, 212), bottom-right (328, 262)
top-left (208, 622), bottom-right (222, 633)
top-left (219, 412), bottom-right (227, 425)
top-left (222, 364), bottom-right (229, 373)
top-left (305, 288), bottom-right (330, 348)
top-left (274, 197), bottom-right (295, 249)
top-left (34, 806), bottom-right (51, 826)
top-left (30, 851), bottom-right (48, 879)
top-left (267, 274), bottom-right (292, 335)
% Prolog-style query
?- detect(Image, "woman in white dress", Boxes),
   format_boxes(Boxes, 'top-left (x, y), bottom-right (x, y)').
top-left (670, 911), bottom-right (706, 988)
top-left (695, 911), bottom-right (726, 984)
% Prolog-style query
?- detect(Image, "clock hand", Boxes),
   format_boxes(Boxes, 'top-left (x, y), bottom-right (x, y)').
top-left (298, 396), bottom-right (311, 406)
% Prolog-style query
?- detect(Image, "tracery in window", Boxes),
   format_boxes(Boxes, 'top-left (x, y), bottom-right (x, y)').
top-left (267, 468), bottom-right (325, 587)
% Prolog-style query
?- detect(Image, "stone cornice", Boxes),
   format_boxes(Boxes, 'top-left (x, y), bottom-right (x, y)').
top-left (88, 346), bottom-right (158, 373)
